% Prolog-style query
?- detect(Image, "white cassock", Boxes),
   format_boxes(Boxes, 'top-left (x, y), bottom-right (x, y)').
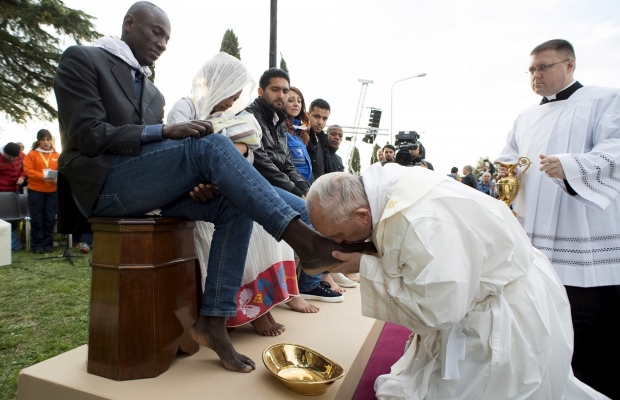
top-left (359, 164), bottom-right (607, 400)
top-left (496, 86), bottom-right (620, 287)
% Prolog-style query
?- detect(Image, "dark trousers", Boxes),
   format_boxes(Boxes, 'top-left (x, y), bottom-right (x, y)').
top-left (565, 285), bottom-right (620, 399)
top-left (28, 189), bottom-right (57, 251)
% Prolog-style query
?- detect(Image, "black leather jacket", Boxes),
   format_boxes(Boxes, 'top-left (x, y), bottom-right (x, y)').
top-left (245, 98), bottom-right (309, 197)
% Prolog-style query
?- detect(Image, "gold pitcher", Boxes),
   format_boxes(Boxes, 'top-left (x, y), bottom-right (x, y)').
top-left (494, 156), bottom-right (531, 216)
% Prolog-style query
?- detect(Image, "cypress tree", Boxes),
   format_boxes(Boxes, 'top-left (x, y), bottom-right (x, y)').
top-left (220, 29), bottom-right (241, 59)
top-left (280, 53), bottom-right (288, 72)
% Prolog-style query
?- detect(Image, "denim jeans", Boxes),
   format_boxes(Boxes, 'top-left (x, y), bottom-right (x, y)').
top-left (272, 187), bottom-right (322, 292)
top-left (91, 134), bottom-right (299, 317)
top-left (28, 189), bottom-right (57, 251)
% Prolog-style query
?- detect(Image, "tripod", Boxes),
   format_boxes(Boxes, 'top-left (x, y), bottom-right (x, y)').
top-left (37, 234), bottom-right (87, 266)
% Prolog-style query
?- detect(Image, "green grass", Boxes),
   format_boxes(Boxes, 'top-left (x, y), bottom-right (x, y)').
top-left (0, 243), bottom-right (91, 400)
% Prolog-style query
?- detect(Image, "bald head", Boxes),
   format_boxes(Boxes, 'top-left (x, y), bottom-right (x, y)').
top-left (121, 1), bottom-right (170, 66)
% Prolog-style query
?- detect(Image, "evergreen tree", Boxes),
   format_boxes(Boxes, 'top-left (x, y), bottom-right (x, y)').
top-left (220, 29), bottom-right (241, 59)
top-left (280, 53), bottom-right (288, 72)
top-left (1, 0), bottom-right (100, 123)
top-left (348, 146), bottom-right (361, 175)
top-left (370, 143), bottom-right (380, 164)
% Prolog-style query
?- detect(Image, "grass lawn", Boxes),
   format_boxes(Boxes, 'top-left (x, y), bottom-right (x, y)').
top-left (0, 243), bottom-right (91, 400)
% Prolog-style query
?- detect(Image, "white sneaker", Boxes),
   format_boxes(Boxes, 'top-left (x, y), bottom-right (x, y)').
top-left (330, 273), bottom-right (358, 288)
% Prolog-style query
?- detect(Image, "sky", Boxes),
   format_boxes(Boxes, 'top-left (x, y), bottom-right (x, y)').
top-left (2, 0), bottom-right (620, 175)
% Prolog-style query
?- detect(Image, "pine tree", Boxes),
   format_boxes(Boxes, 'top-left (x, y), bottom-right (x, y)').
top-left (220, 29), bottom-right (241, 59)
top-left (370, 143), bottom-right (380, 164)
top-left (280, 53), bottom-right (288, 72)
top-left (0, 0), bottom-right (100, 123)
top-left (348, 146), bottom-right (361, 175)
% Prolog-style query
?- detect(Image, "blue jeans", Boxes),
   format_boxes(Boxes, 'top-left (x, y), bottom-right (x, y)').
top-left (28, 189), bottom-right (57, 251)
top-left (272, 187), bottom-right (322, 292)
top-left (91, 134), bottom-right (299, 317)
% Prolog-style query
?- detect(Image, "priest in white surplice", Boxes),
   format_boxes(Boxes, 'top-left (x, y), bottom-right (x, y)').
top-left (496, 39), bottom-right (620, 399)
top-left (306, 167), bottom-right (607, 400)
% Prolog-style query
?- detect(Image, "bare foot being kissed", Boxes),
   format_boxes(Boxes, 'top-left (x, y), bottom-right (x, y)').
top-left (250, 312), bottom-right (284, 336)
top-left (322, 272), bottom-right (346, 293)
top-left (286, 295), bottom-right (320, 313)
top-left (190, 315), bottom-right (255, 373)
top-left (345, 273), bottom-right (360, 283)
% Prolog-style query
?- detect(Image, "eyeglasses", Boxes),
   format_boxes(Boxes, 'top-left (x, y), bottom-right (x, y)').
top-left (527, 59), bottom-right (571, 75)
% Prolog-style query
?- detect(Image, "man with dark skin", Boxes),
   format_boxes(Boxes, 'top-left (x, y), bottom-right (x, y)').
top-left (54, 1), bottom-right (372, 373)
top-left (326, 125), bottom-right (344, 172)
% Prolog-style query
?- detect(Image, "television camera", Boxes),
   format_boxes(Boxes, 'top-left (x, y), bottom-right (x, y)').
top-left (394, 131), bottom-right (420, 166)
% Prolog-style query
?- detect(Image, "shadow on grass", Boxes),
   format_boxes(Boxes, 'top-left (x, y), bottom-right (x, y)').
top-left (0, 245), bottom-right (91, 400)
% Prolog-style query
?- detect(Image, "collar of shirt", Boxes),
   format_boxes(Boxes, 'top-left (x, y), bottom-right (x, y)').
top-left (545, 80), bottom-right (576, 101)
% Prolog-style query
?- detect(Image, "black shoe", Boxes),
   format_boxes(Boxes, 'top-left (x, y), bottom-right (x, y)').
top-left (43, 248), bottom-right (53, 253)
top-left (300, 282), bottom-right (344, 303)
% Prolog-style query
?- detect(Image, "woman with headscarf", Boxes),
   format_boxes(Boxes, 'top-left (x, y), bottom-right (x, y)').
top-left (167, 52), bottom-right (299, 336)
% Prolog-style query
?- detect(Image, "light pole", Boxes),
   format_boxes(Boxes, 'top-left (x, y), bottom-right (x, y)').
top-left (390, 73), bottom-right (426, 144)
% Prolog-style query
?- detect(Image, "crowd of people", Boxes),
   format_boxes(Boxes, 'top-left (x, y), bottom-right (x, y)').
top-left (1, 1), bottom-right (617, 398)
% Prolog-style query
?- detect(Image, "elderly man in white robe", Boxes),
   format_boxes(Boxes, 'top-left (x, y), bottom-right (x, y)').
top-left (306, 166), bottom-right (607, 400)
top-left (496, 39), bottom-right (620, 399)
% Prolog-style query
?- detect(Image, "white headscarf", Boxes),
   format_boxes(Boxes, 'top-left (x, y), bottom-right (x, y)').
top-left (191, 52), bottom-right (255, 119)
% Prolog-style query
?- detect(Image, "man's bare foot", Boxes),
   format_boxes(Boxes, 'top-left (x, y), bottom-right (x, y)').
top-left (286, 296), bottom-right (320, 313)
top-left (344, 273), bottom-right (360, 283)
top-left (281, 220), bottom-right (377, 274)
top-left (266, 312), bottom-right (286, 332)
top-left (190, 315), bottom-right (256, 372)
top-left (322, 272), bottom-right (346, 293)
top-left (250, 313), bottom-right (283, 336)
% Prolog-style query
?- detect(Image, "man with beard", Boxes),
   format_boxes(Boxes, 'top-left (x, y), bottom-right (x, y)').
top-left (381, 144), bottom-right (396, 165)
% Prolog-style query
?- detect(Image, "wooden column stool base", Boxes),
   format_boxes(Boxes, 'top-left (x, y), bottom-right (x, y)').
top-left (87, 217), bottom-right (201, 381)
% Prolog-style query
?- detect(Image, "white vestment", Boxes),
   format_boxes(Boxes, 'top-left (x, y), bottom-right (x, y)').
top-left (359, 164), bottom-right (607, 400)
top-left (497, 86), bottom-right (620, 287)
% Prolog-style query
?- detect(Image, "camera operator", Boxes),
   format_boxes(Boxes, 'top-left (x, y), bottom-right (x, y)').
top-left (478, 158), bottom-right (496, 179)
top-left (409, 141), bottom-right (434, 170)
top-left (393, 131), bottom-right (434, 170)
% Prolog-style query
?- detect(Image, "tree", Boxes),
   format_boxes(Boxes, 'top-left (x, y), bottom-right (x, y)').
top-left (348, 146), bottom-right (361, 175)
top-left (370, 143), bottom-right (380, 164)
top-left (220, 29), bottom-right (241, 59)
top-left (279, 52), bottom-right (288, 72)
top-left (0, 0), bottom-right (100, 123)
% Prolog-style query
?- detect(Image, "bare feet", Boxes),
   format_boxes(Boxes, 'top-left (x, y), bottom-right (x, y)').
top-left (250, 313), bottom-right (283, 336)
top-left (190, 315), bottom-right (256, 373)
top-left (266, 312), bottom-right (286, 332)
top-left (281, 219), bottom-right (377, 274)
top-left (344, 273), bottom-right (360, 283)
top-left (286, 296), bottom-right (320, 313)
top-left (322, 272), bottom-right (346, 293)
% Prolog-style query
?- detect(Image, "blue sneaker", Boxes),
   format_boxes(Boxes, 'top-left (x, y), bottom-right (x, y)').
top-left (300, 281), bottom-right (344, 303)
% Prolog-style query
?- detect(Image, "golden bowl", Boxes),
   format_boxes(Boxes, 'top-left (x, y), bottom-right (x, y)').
top-left (262, 342), bottom-right (346, 396)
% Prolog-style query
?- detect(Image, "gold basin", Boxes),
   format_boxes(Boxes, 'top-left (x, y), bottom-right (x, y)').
top-left (262, 342), bottom-right (346, 396)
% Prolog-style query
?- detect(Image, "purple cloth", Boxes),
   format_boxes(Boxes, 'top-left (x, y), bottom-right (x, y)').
top-left (352, 323), bottom-right (412, 400)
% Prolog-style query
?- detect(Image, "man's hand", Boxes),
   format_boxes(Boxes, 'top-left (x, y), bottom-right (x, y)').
top-left (162, 120), bottom-right (214, 140)
top-left (189, 183), bottom-right (221, 202)
top-left (539, 154), bottom-right (566, 179)
top-left (329, 251), bottom-right (363, 274)
top-left (16, 177), bottom-right (24, 185)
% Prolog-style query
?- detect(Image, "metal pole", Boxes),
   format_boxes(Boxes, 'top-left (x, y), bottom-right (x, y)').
top-left (390, 73), bottom-right (426, 144)
top-left (269, 0), bottom-right (277, 68)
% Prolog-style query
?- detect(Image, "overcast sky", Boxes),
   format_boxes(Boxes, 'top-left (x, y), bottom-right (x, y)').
top-left (2, 0), bottom-right (620, 175)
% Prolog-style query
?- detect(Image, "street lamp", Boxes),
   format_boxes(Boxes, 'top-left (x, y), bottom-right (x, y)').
top-left (391, 73), bottom-right (426, 144)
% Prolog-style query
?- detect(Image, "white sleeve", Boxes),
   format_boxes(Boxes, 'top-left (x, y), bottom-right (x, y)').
top-left (555, 91), bottom-right (620, 210)
top-left (166, 98), bottom-right (195, 124)
top-left (359, 215), bottom-right (485, 333)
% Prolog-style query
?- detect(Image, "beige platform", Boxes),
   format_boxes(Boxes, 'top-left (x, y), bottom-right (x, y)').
top-left (18, 287), bottom-right (384, 400)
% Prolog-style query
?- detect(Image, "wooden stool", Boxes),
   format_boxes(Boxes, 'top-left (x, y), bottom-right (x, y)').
top-left (87, 217), bottom-right (201, 381)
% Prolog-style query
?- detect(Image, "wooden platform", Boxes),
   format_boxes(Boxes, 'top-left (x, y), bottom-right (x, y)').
top-left (17, 287), bottom-right (384, 400)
